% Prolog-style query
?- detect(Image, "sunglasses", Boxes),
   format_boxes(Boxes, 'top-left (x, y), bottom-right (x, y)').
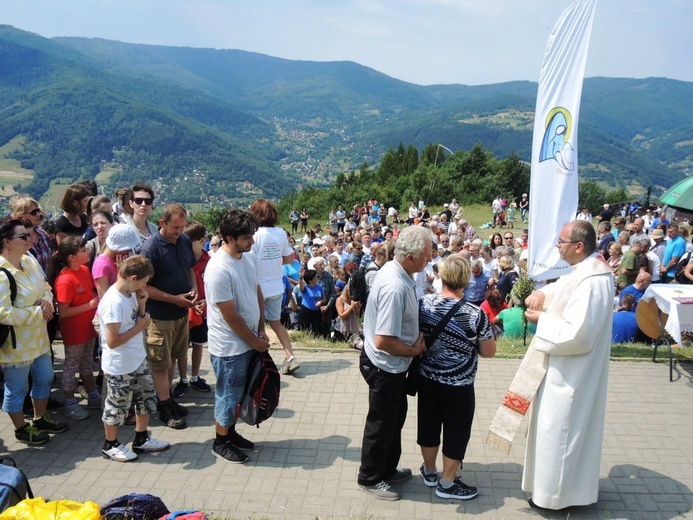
top-left (12, 233), bottom-right (31, 241)
top-left (133, 197), bottom-right (153, 206)
top-left (504, 236), bottom-right (514, 240)
top-left (28, 208), bottom-right (43, 216)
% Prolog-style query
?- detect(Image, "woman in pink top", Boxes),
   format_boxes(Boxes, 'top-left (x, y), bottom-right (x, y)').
top-left (92, 224), bottom-right (140, 298)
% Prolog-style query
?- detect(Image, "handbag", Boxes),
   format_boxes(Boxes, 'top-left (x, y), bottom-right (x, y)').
top-left (405, 298), bottom-right (465, 396)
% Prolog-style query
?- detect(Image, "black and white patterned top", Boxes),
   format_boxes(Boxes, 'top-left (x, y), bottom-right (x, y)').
top-left (418, 295), bottom-right (493, 387)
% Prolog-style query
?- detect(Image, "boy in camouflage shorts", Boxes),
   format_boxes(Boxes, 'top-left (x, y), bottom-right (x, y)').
top-left (97, 255), bottom-right (170, 462)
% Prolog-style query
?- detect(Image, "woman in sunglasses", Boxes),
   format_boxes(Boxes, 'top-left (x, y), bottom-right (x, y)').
top-left (10, 195), bottom-right (54, 273)
top-left (127, 183), bottom-right (158, 251)
top-left (0, 218), bottom-right (68, 445)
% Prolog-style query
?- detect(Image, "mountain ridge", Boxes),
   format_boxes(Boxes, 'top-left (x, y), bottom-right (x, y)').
top-left (0, 25), bottom-right (690, 205)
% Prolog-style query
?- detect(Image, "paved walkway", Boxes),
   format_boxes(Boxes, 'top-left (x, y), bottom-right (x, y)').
top-left (1, 346), bottom-right (692, 520)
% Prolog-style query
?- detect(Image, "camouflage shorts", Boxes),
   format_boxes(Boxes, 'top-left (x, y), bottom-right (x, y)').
top-left (102, 359), bottom-right (157, 426)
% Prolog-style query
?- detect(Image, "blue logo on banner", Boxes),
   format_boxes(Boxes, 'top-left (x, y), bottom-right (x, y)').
top-left (539, 107), bottom-right (575, 171)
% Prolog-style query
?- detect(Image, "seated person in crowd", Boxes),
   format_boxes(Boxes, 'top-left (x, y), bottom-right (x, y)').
top-left (480, 289), bottom-right (507, 338)
top-left (494, 293), bottom-right (535, 339)
top-left (612, 294), bottom-right (639, 343)
top-left (618, 271), bottom-right (651, 310)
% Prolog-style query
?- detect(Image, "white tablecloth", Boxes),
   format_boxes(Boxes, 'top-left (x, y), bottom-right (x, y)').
top-left (641, 284), bottom-right (693, 346)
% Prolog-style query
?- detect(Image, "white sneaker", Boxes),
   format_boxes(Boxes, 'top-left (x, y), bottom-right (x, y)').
top-left (65, 404), bottom-right (90, 420)
top-left (102, 443), bottom-right (138, 462)
top-left (132, 436), bottom-right (170, 454)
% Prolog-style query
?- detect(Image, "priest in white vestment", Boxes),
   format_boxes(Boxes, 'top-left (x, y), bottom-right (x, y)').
top-left (523, 220), bottom-right (614, 510)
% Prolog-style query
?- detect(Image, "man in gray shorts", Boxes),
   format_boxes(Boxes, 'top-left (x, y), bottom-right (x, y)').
top-left (250, 199), bottom-right (300, 375)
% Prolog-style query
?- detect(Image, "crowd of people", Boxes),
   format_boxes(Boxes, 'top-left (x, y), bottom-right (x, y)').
top-left (0, 181), bottom-right (682, 510)
top-left (589, 203), bottom-right (693, 343)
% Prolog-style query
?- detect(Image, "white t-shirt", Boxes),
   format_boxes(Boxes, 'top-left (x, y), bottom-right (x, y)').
top-left (205, 250), bottom-right (260, 357)
top-left (252, 226), bottom-right (293, 298)
top-left (98, 286), bottom-right (146, 375)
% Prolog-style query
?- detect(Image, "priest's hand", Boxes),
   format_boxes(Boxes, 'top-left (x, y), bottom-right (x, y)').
top-left (525, 309), bottom-right (541, 325)
top-left (525, 290), bottom-right (545, 311)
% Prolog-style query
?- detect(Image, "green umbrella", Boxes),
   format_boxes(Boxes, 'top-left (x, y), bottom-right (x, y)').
top-left (659, 177), bottom-right (693, 209)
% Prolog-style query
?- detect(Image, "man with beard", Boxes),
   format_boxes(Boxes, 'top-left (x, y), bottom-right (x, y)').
top-left (205, 210), bottom-right (270, 464)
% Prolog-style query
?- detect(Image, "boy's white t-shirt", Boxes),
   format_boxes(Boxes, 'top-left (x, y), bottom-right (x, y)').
top-left (98, 286), bottom-right (146, 375)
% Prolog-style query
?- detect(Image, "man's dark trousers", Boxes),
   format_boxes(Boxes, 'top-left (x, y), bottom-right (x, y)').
top-left (357, 350), bottom-right (408, 486)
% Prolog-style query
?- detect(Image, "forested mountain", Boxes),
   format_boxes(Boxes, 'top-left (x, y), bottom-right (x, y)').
top-left (0, 25), bottom-right (691, 204)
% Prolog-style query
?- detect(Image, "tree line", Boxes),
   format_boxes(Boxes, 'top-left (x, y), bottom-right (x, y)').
top-left (277, 142), bottom-right (636, 220)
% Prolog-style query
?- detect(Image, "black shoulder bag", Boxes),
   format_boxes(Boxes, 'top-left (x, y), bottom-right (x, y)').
top-left (405, 298), bottom-right (465, 396)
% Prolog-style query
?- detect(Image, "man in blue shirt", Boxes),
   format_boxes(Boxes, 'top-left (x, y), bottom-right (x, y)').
top-left (612, 294), bottom-right (639, 343)
top-left (463, 260), bottom-right (493, 306)
top-left (660, 223), bottom-right (687, 283)
top-left (618, 271), bottom-right (651, 309)
top-left (141, 203), bottom-right (198, 430)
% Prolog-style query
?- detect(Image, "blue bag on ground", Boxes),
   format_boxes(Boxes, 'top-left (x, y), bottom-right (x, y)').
top-left (0, 457), bottom-right (33, 513)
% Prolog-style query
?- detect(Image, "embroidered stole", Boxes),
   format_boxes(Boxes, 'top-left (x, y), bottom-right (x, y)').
top-left (486, 258), bottom-right (612, 454)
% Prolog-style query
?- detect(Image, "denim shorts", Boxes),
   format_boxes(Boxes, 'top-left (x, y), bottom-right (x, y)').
top-left (2, 353), bottom-right (54, 414)
top-left (210, 350), bottom-right (253, 428)
top-left (264, 293), bottom-right (283, 322)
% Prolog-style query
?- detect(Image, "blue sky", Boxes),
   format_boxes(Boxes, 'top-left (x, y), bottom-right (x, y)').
top-left (2, 0), bottom-right (691, 86)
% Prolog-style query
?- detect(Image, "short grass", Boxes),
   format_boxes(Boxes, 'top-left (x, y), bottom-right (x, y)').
top-left (281, 203), bottom-right (506, 239)
top-left (38, 178), bottom-right (73, 215)
top-left (0, 136), bottom-right (33, 195)
top-left (288, 329), bottom-right (693, 361)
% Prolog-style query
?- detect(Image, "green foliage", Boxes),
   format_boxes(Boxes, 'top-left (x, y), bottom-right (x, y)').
top-left (279, 142), bottom-right (532, 218)
top-left (578, 181), bottom-right (643, 216)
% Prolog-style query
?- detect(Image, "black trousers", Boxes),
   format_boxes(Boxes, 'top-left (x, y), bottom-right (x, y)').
top-left (357, 350), bottom-right (408, 486)
top-left (298, 307), bottom-right (322, 336)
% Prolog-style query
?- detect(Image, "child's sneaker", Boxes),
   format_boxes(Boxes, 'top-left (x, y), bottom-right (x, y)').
top-left (65, 403), bottom-right (90, 420)
top-left (419, 463), bottom-right (439, 488)
top-left (189, 377), bottom-right (211, 392)
top-left (132, 435), bottom-right (170, 454)
top-left (32, 412), bottom-right (69, 433)
top-left (86, 396), bottom-right (102, 409)
top-left (15, 423), bottom-right (49, 445)
top-left (172, 379), bottom-right (189, 398)
top-left (102, 442), bottom-right (138, 462)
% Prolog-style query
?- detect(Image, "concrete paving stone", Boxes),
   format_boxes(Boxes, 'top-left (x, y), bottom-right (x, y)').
top-left (4, 349), bottom-right (692, 519)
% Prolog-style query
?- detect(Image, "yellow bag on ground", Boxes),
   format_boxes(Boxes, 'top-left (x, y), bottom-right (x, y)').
top-left (0, 497), bottom-right (101, 519)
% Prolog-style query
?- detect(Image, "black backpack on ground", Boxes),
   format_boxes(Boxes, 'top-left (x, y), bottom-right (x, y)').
top-left (100, 493), bottom-right (169, 519)
top-left (674, 251), bottom-right (693, 284)
top-left (0, 268), bottom-right (17, 349)
top-left (236, 350), bottom-right (280, 427)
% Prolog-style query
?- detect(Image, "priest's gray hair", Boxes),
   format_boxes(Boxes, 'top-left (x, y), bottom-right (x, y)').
top-left (395, 225), bottom-right (433, 262)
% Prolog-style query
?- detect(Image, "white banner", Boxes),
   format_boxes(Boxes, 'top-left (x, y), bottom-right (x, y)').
top-left (528, 0), bottom-right (597, 281)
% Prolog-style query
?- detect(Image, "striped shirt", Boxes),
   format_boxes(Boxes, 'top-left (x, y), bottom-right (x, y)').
top-left (418, 295), bottom-right (492, 386)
